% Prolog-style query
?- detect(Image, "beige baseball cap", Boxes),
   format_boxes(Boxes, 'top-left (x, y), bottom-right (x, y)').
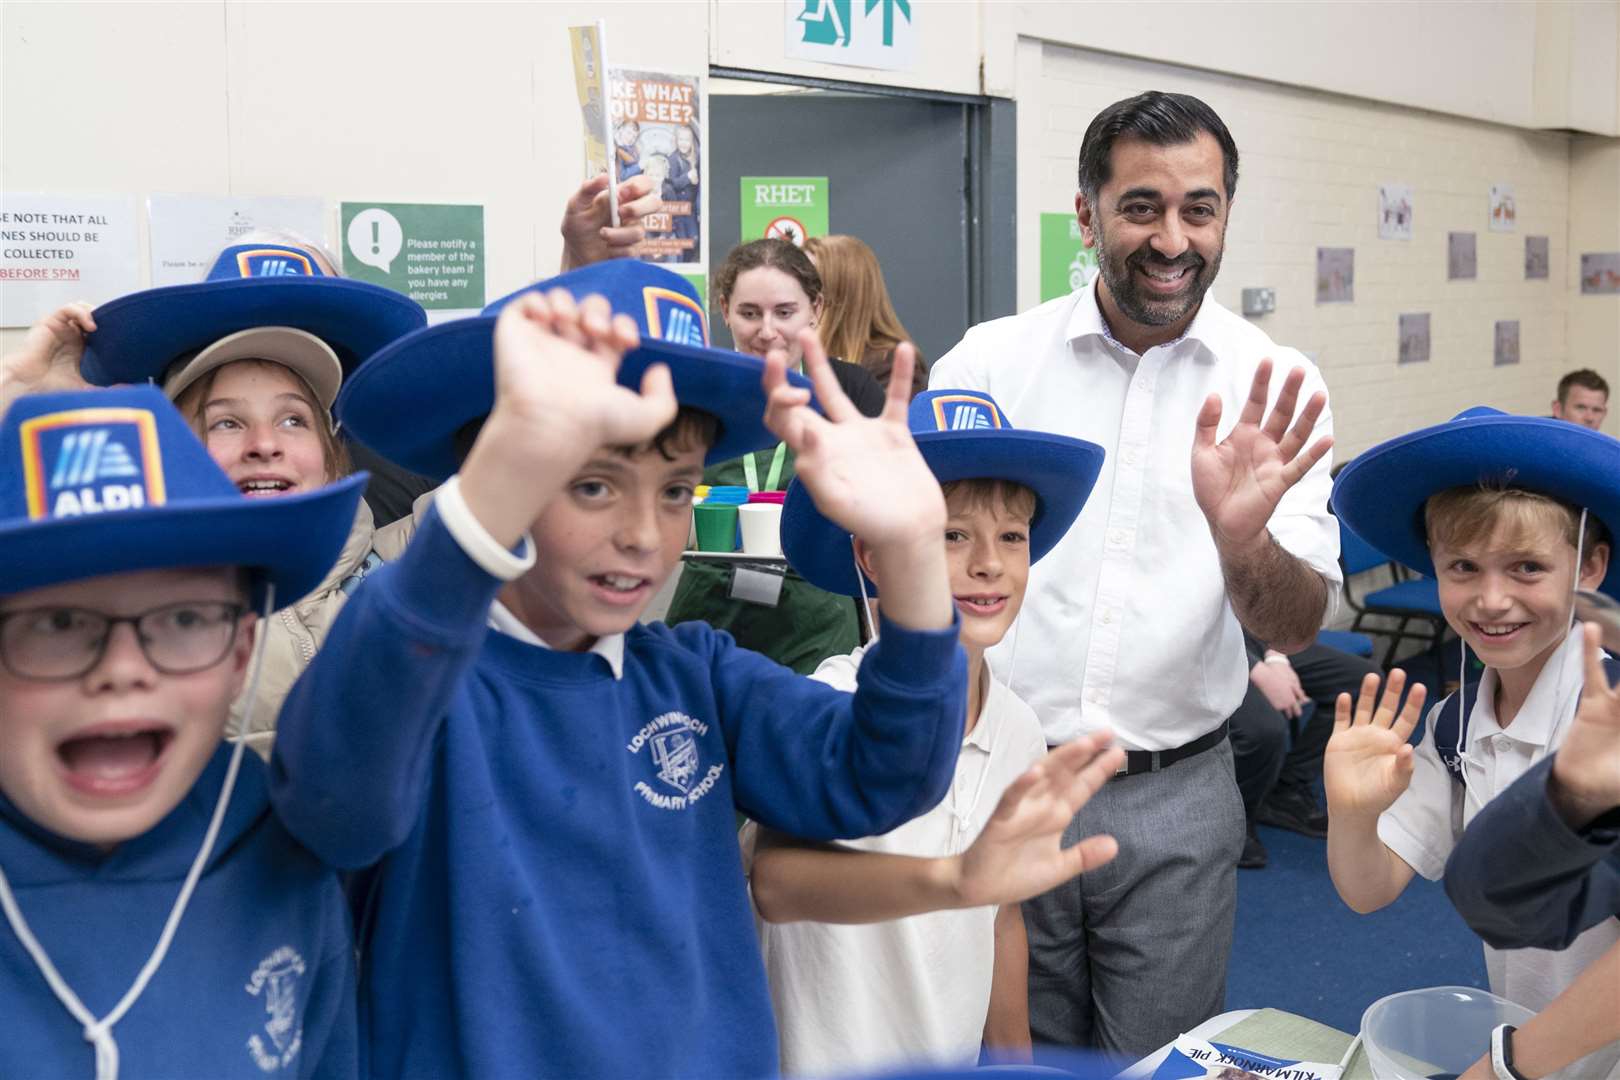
top-left (161, 326), bottom-right (343, 413)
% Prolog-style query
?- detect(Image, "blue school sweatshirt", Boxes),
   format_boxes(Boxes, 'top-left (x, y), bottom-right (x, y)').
top-left (0, 747), bottom-right (357, 1079)
top-left (269, 508), bottom-right (966, 1079)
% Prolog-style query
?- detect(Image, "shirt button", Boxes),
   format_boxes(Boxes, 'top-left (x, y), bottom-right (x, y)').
top-left (1493, 734), bottom-right (1512, 752)
top-left (1123, 450), bottom-right (1139, 466)
top-left (1086, 688), bottom-right (1103, 704)
top-left (1101, 610), bottom-right (1113, 625)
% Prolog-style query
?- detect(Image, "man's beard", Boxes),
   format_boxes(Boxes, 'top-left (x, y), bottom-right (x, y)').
top-left (1094, 224), bottom-right (1222, 329)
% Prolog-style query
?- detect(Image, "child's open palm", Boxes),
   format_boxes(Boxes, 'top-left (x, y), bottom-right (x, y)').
top-left (490, 289), bottom-right (676, 464)
top-left (761, 331), bottom-right (943, 548)
top-left (1324, 668), bottom-right (1428, 820)
top-left (955, 732), bottom-right (1126, 908)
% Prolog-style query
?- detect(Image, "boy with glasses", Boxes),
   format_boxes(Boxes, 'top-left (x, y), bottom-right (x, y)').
top-left (0, 386), bottom-right (365, 1078)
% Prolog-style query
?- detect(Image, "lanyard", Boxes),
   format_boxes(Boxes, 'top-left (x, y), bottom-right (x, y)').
top-left (742, 442), bottom-right (788, 493)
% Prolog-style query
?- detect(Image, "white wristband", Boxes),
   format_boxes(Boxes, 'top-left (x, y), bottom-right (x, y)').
top-left (435, 474), bottom-right (536, 582)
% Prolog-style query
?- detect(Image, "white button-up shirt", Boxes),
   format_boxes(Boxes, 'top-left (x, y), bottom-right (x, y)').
top-left (930, 280), bottom-right (1340, 750)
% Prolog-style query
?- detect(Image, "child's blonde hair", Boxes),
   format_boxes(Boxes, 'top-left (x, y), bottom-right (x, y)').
top-left (940, 478), bottom-right (1037, 523)
top-left (1424, 484), bottom-right (1610, 557)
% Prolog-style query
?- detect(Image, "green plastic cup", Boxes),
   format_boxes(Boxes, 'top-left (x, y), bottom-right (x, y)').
top-left (693, 502), bottom-right (739, 552)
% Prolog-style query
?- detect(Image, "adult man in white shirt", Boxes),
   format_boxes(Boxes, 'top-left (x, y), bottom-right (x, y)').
top-left (929, 91), bottom-right (1340, 1055)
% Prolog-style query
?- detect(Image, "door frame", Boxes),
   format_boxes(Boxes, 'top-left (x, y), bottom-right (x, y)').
top-left (708, 66), bottom-right (1017, 326)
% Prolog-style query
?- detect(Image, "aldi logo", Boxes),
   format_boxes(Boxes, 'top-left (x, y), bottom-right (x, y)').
top-left (928, 394), bottom-right (1003, 433)
top-left (20, 408), bottom-right (165, 519)
top-left (235, 248), bottom-right (315, 279)
top-left (642, 287), bottom-right (708, 348)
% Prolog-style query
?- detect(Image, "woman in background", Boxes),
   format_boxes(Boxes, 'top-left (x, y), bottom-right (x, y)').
top-left (664, 238), bottom-right (886, 673)
top-left (805, 233), bottom-right (927, 398)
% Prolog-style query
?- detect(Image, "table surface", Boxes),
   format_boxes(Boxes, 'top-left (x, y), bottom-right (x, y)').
top-left (679, 550), bottom-right (788, 563)
top-left (1119, 1008), bottom-right (1374, 1079)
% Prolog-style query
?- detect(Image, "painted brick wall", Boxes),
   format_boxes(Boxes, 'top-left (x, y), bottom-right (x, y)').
top-left (1023, 43), bottom-right (1582, 460)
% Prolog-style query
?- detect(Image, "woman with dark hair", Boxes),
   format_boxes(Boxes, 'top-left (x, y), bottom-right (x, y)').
top-left (665, 239), bottom-right (887, 673)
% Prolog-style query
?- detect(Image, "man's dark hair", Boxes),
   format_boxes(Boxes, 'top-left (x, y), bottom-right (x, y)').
top-left (1557, 368), bottom-right (1610, 402)
top-left (1076, 91), bottom-right (1240, 203)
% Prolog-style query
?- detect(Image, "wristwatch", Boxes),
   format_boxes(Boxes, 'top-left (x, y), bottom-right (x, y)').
top-left (1491, 1023), bottom-right (1528, 1080)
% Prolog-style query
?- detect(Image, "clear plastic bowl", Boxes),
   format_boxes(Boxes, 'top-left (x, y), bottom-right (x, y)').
top-left (1361, 985), bottom-right (1535, 1080)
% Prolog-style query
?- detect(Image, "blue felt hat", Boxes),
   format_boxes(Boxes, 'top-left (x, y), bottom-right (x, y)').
top-left (335, 259), bottom-right (809, 481)
top-left (781, 389), bottom-right (1107, 596)
top-left (80, 244), bottom-right (426, 385)
top-left (1332, 407), bottom-right (1620, 598)
top-left (0, 387), bottom-right (366, 609)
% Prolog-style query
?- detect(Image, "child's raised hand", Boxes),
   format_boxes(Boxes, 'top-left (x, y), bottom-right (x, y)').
top-left (954, 732), bottom-right (1126, 908)
top-left (461, 290), bottom-right (677, 548)
top-left (1, 301), bottom-right (95, 408)
top-left (1549, 622), bottom-right (1620, 827)
top-left (1324, 668), bottom-right (1428, 821)
top-left (491, 289), bottom-right (675, 457)
top-left (761, 331), bottom-right (944, 550)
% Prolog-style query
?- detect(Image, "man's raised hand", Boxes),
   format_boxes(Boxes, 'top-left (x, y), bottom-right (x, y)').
top-left (1192, 359), bottom-right (1333, 552)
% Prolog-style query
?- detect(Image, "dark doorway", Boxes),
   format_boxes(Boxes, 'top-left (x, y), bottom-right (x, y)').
top-left (708, 77), bottom-right (1013, 368)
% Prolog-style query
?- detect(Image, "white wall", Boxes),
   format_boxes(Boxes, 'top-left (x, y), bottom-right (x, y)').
top-left (3, 0), bottom-right (1616, 414)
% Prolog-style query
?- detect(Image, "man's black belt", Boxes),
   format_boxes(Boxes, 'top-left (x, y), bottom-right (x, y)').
top-left (1112, 721), bottom-right (1230, 778)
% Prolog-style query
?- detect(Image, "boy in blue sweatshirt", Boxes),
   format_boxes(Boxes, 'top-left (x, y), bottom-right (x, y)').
top-left (269, 260), bottom-right (970, 1078)
top-left (0, 386), bottom-right (365, 1079)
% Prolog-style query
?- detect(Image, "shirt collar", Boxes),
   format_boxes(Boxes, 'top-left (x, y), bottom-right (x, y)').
top-left (487, 600), bottom-right (625, 679)
top-left (963, 668), bottom-right (1004, 753)
top-left (1470, 624), bottom-right (1588, 746)
top-left (1064, 275), bottom-right (1213, 355)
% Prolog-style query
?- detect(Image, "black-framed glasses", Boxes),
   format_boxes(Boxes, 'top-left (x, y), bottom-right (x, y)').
top-left (0, 601), bottom-right (246, 681)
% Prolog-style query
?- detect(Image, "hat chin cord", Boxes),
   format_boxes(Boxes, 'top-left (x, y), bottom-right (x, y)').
top-left (0, 582), bottom-right (276, 1080)
top-left (1456, 510), bottom-right (1588, 807)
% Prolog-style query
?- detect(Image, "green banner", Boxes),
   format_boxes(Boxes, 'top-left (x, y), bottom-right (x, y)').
top-left (1039, 212), bottom-right (1097, 302)
top-left (740, 177), bottom-right (828, 247)
top-left (340, 202), bottom-right (485, 311)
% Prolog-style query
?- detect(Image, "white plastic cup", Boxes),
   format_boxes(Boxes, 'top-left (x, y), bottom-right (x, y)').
top-left (738, 503), bottom-right (784, 557)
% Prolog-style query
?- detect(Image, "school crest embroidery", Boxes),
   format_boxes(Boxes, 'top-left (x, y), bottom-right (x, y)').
top-left (245, 946), bottom-right (306, 1072)
top-left (625, 711), bottom-right (726, 811)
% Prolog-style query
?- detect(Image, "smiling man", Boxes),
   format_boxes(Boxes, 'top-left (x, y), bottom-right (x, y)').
top-left (930, 91), bottom-right (1341, 1055)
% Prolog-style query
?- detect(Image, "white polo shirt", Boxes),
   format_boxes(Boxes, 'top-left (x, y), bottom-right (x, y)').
top-left (745, 647), bottom-right (1047, 1078)
top-left (1380, 626), bottom-right (1620, 1079)
top-left (929, 281), bottom-right (1340, 750)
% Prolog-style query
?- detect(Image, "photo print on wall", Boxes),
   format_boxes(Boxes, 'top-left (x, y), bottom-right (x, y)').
top-left (1525, 236), bottom-right (1550, 280)
top-left (1398, 313), bottom-right (1430, 365)
top-left (1494, 320), bottom-right (1520, 366)
top-left (1448, 232), bottom-right (1477, 280)
top-left (1378, 184), bottom-right (1413, 240)
top-left (1316, 247), bottom-right (1354, 303)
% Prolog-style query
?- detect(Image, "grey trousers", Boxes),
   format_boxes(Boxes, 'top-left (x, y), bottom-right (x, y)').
top-left (1024, 739), bottom-right (1247, 1057)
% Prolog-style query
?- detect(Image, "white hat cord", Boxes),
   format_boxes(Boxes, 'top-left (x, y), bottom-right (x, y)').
top-left (0, 582), bottom-right (274, 1080)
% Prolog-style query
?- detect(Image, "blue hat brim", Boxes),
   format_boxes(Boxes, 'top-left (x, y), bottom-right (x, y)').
top-left (1332, 415), bottom-right (1620, 598)
top-left (782, 430), bottom-right (1106, 596)
top-left (334, 316), bottom-right (805, 482)
top-left (81, 277), bottom-right (425, 385)
top-left (0, 473), bottom-right (367, 610)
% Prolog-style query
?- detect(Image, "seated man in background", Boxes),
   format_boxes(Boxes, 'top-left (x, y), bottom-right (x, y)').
top-left (1552, 368), bottom-right (1609, 431)
top-left (1229, 631), bottom-right (1377, 867)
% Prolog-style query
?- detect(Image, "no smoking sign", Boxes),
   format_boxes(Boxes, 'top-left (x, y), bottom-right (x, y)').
top-left (765, 215), bottom-right (808, 247)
